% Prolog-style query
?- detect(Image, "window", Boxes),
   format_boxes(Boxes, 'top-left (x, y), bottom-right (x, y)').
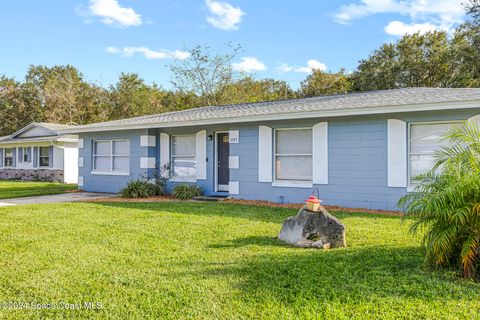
top-left (409, 122), bottom-right (460, 184)
top-left (275, 128), bottom-right (312, 181)
top-left (23, 147), bottom-right (29, 162)
top-left (39, 147), bottom-right (49, 167)
top-left (171, 135), bottom-right (196, 181)
top-left (4, 148), bottom-right (13, 167)
top-left (93, 140), bottom-right (129, 174)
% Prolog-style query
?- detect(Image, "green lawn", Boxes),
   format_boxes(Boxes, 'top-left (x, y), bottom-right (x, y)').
top-left (0, 202), bottom-right (479, 319)
top-left (0, 181), bottom-right (76, 199)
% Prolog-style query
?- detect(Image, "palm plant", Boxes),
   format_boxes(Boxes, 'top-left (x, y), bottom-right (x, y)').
top-left (398, 121), bottom-right (480, 278)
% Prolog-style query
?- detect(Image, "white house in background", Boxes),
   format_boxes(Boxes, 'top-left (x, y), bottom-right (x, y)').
top-left (0, 123), bottom-right (79, 183)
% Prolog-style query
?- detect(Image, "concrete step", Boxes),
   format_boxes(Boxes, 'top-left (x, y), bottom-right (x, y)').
top-left (193, 196), bottom-right (229, 202)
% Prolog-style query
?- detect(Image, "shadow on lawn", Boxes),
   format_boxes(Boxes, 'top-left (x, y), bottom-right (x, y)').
top-left (201, 245), bottom-right (480, 305)
top-left (96, 201), bottom-right (403, 224)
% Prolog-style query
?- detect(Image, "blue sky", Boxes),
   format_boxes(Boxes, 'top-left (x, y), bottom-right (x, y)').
top-left (0, 0), bottom-right (467, 89)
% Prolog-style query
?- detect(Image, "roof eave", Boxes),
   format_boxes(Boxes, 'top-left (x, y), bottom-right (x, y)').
top-left (60, 100), bottom-right (480, 134)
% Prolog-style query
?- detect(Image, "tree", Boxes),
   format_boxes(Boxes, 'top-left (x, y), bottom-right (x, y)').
top-left (352, 31), bottom-right (455, 91)
top-left (398, 122), bottom-right (480, 278)
top-left (169, 44), bottom-right (242, 106)
top-left (299, 69), bottom-right (352, 97)
top-left (465, 0), bottom-right (480, 20)
top-left (222, 77), bottom-right (295, 104)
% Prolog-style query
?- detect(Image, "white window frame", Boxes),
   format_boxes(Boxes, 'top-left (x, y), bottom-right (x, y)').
top-left (4, 148), bottom-right (14, 167)
top-left (273, 127), bottom-right (313, 188)
top-left (92, 139), bottom-right (130, 176)
top-left (408, 120), bottom-right (461, 188)
top-left (170, 134), bottom-right (197, 182)
top-left (23, 147), bottom-right (29, 163)
top-left (39, 146), bottom-right (50, 167)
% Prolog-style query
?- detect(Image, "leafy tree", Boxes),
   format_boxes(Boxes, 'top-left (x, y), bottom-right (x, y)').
top-left (169, 44), bottom-right (242, 106)
top-left (352, 31), bottom-right (455, 90)
top-left (222, 76), bottom-right (295, 104)
top-left (299, 69), bottom-right (352, 97)
top-left (465, 0), bottom-right (480, 20)
top-left (398, 122), bottom-right (480, 278)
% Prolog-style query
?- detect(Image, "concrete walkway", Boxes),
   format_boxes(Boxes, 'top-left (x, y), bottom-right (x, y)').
top-left (0, 192), bottom-right (117, 207)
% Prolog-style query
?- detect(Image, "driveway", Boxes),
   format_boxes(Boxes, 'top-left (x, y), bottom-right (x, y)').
top-left (0, 192), bottom-right (117, 207)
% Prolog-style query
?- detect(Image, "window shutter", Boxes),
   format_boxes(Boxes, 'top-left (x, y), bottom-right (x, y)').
top-left (313, 122), bottom-right (328, 184)
top-left (196, 130), bottom-right (207, 180)
top-left (258, 126), bottom-right (273, 182)
top-left (387, 119), bottom-right (407, 187)
top-left (48, 146), bottom-right (54, 167)
top-left (33, 147), bottom-right (38, 168)
top-left (12, 148), bottom-right (16, 167)
top-left (18, 147), bottom-right (23, 163)
top-left (0, 148), bottom-right (3, 167)
top-left (469, 114), bottom-right (480, 127)
top-left (160, 133), bottom-right (170, 177)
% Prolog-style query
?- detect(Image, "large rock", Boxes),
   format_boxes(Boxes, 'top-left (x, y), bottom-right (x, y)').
top-left (278, 206), bottom-right (346, 248)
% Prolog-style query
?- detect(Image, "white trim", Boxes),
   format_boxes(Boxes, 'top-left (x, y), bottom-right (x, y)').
top-left (272, 180), bottom-right (313, 188)
top-left (407, 120), bottom-right (462, 188)
top-left (78, 138), bottom-right (84, 149)
top-left (90, 171), bottom-right (130, 176)
top-left (214, 131), bottom-right (230, 192)
top-left (312, 122), bottom-right (328, 184)
top-left (196, 130), bottom-right (207, 180)
top-left (92, 139), bottom-right (130, 175)
top-left (140, 157), bottom-right (156, 169)
top-left (228, 181), bottom-right (239, 195)
top-left (78, 157), bottom-right (84, 168)
top-left (258, 126), bottom-right (272, 182)
top-left (60, 101), bottom-right (480, 133)
top-left (78, 176), bottom-right (84, 187)
top-left (228, 156), bottom-right (239, 169)
top-left (140, 135), bottom-right (156, 147)
top-left (273, 127), bottom-right (313, 184)
top-left (387, 119), bottom-right (407, 188)
top-left (160, 133), bottom-right (170, 176)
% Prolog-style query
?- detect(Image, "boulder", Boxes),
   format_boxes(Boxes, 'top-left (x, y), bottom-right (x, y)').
top-left (278, 206), bottom-right (346, 248)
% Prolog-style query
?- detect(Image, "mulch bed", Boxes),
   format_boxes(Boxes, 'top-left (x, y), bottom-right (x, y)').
top-left (84, 195), bottom-right (402, 216)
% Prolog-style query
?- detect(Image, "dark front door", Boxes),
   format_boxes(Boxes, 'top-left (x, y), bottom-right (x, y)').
top-left (217, 132), bottom-right (230, 191)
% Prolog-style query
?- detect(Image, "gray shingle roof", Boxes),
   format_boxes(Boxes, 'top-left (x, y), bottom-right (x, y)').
top-left (0, 122), bottom-right (77, 142)
top-left (63, 88), bottom-right (480, 132)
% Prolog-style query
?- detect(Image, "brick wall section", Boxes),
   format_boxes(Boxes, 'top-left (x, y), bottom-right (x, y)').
top-left (0, 169), bottom-right (63, 182)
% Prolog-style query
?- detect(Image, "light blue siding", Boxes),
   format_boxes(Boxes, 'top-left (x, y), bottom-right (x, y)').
top-left (78, 129), bottom-right (149, 193)
top-left (78, 108), bottom-right (480, 210)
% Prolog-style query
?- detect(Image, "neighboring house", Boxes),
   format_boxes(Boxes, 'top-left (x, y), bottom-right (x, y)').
top-left (0, 123), bottom-right (79, 183)
top-left (61, 88), bottom-right (480, 211)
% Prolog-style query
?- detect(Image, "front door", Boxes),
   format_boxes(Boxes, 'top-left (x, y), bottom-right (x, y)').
top-left (217, 132), bottom-right (230, 192)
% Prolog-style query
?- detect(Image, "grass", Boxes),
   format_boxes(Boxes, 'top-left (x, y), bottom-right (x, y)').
top-left (0, 201), bottom-right (479, 319)
top-left (0, 181), bottom-right (76, 199)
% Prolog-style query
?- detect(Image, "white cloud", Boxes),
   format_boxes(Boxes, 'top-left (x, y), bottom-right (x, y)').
top-left (106, 47), bottom-right (190, 60)
top-left (279, 60), bottom-right (327, 74)
top-left (334, 0), bottom-right (465, 35)
top-left (87, 0), bottom-right (142, 27)
top-left (205, 0), bottom-right (245, 30)
top-left (384, 20), bottom-right (438, 36)
top-left (232, 57), bottom-right (266, 72)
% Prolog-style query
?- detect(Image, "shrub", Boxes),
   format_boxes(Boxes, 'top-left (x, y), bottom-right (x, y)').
top-left (172, 184), bottom-right (202, 200)
top-left (120, 179), bottom-right (165, 198)
top-left (398, 122), bottom-right (480, 278)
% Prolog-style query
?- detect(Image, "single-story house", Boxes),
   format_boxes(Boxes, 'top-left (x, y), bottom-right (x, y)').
top-left (0, 123), bottom-right (79, 183)
top-left (61, 88), bottom-right (480, 211)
